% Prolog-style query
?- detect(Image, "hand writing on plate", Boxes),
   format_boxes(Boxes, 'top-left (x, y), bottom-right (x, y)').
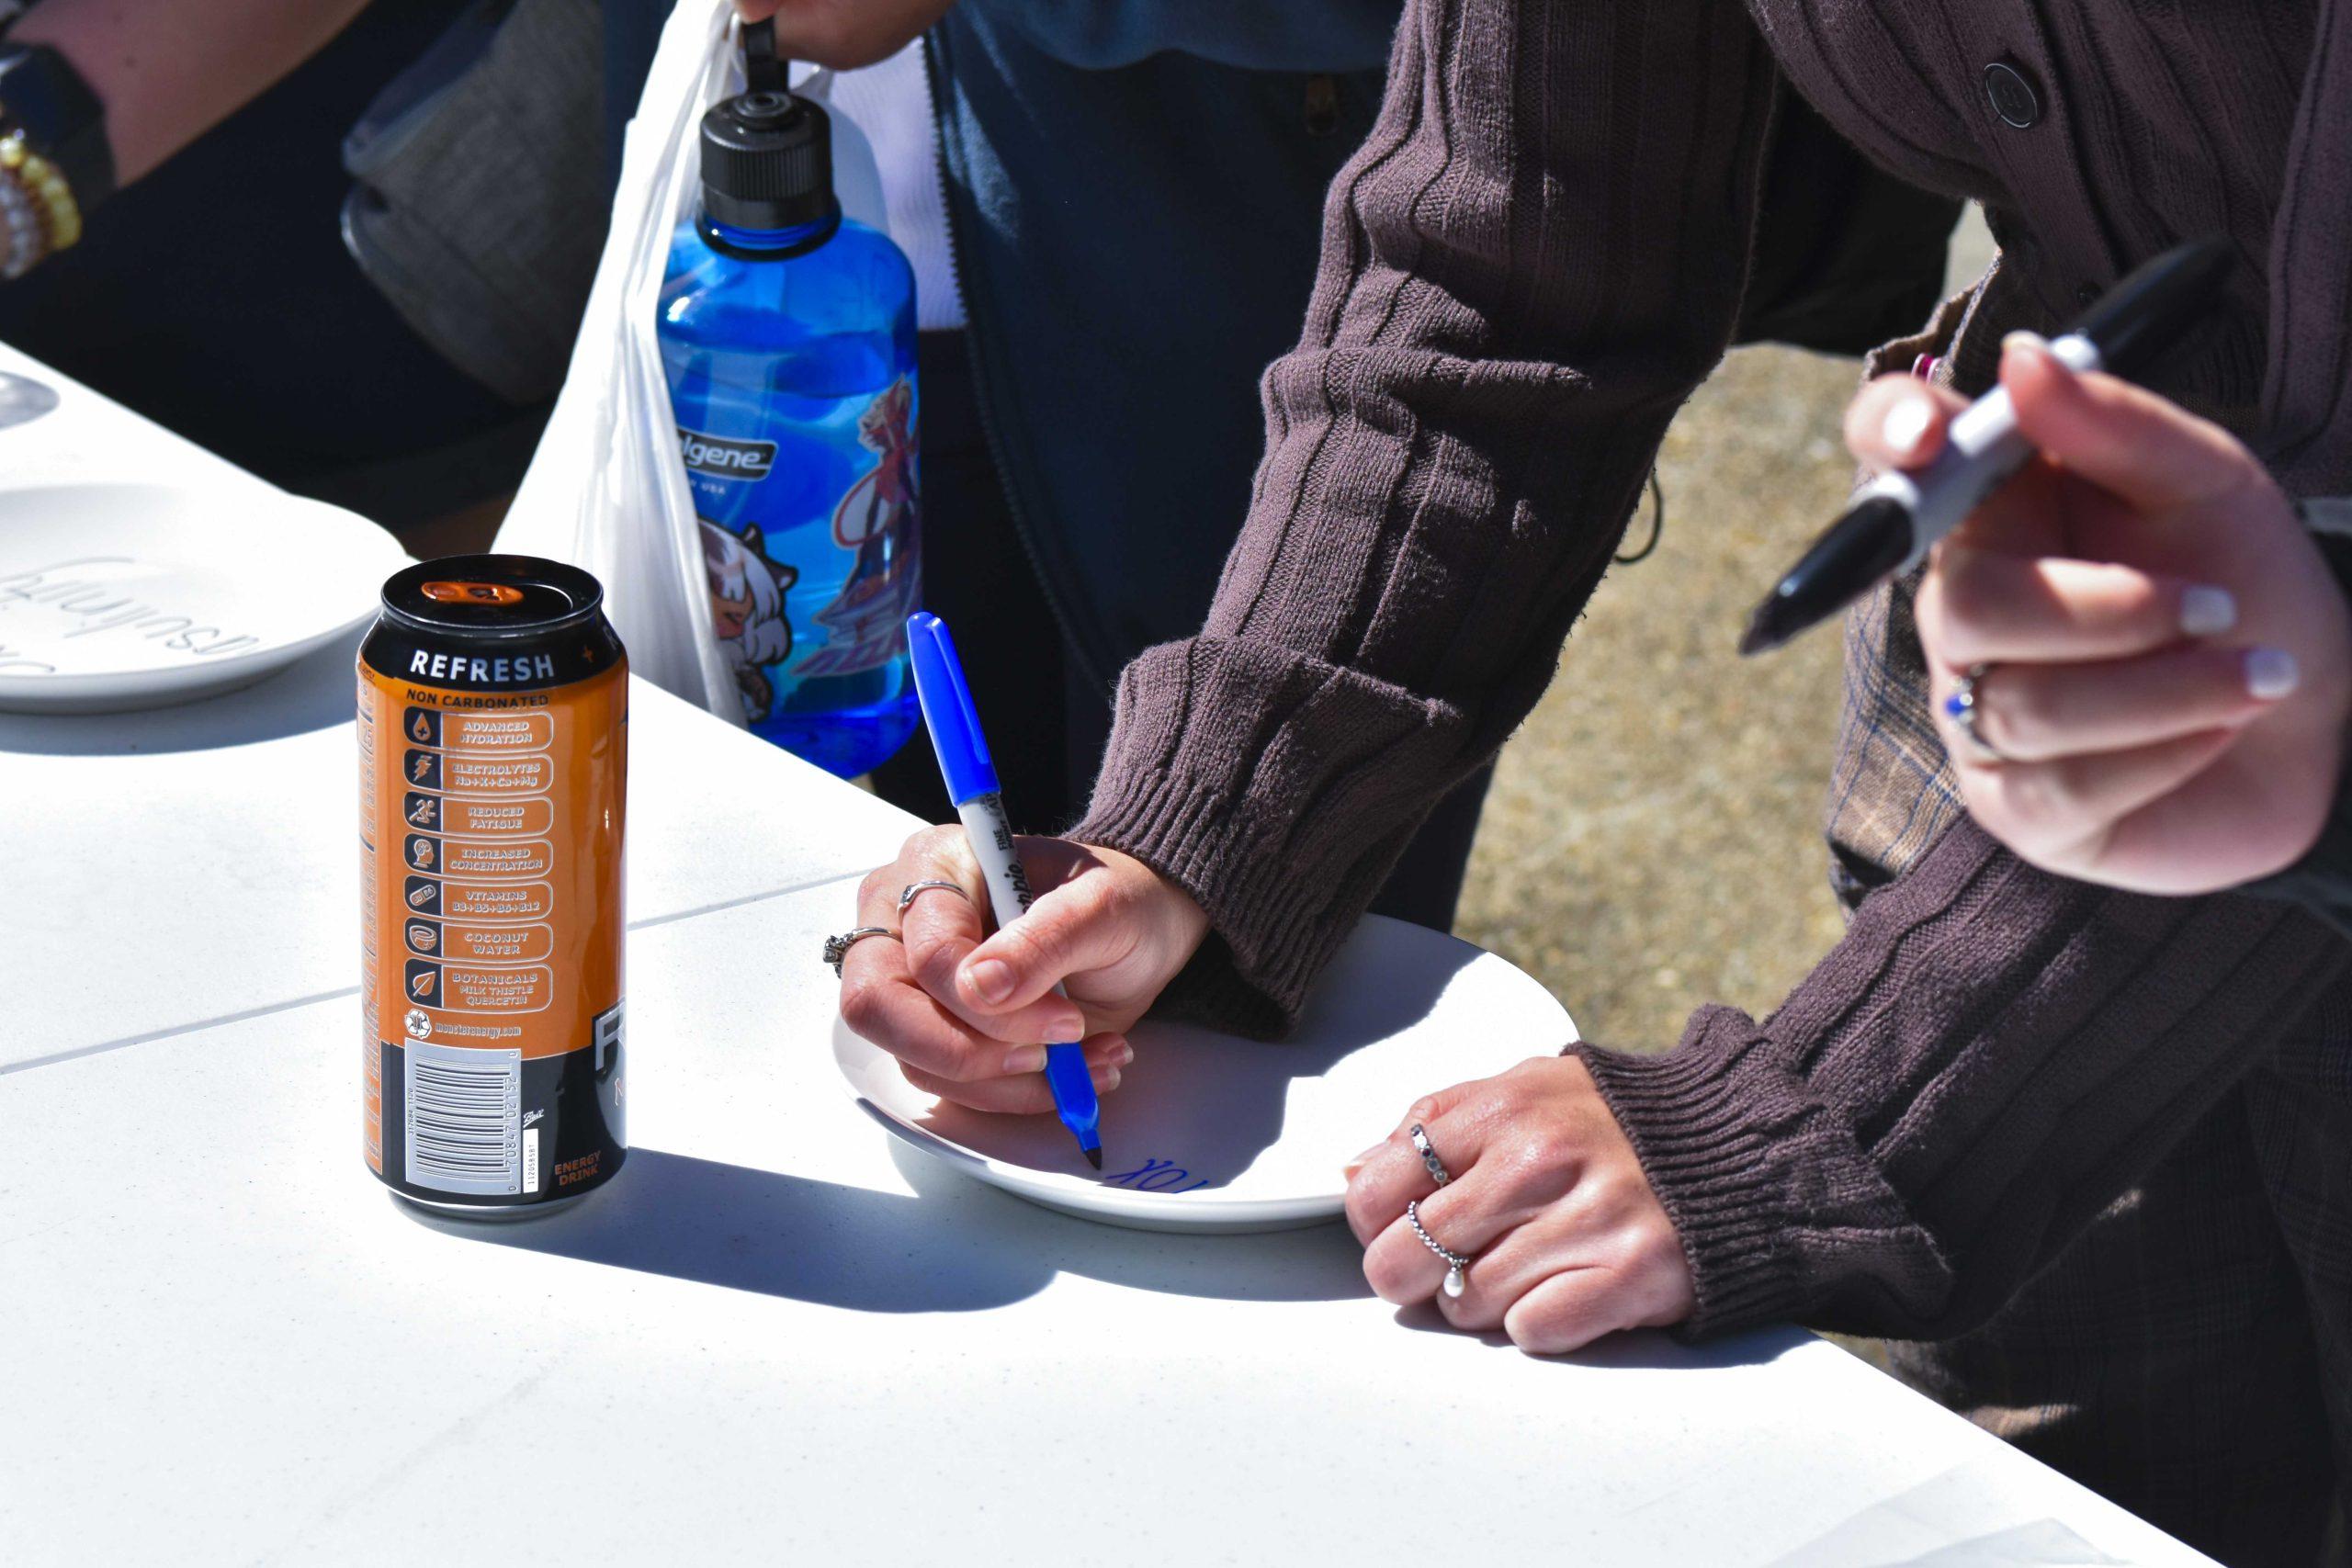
top-left (1344, 1056), bottom-right (1693, 1353)
top-left (839, 828), bottom-right (1208, 1112)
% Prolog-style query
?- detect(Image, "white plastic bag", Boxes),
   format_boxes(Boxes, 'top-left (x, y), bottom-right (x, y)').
top-left (493, 1), bottom-right (884, 721)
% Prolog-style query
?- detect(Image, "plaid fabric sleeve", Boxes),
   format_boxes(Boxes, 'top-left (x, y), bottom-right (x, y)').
top-left (1575, 815), bottom-right (2350, 1341)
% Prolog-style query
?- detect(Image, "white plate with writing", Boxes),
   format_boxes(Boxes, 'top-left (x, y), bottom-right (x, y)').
top-left (835, 914), bottom-right (1577, 1233)
top-left (0, 481), bottom-right (410, 714)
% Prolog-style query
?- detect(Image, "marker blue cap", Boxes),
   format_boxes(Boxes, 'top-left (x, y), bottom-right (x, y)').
top-left (906, 612), bottom-right (1000, 806)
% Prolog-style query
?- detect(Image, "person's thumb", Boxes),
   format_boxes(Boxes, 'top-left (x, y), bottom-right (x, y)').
top-left (956, 878), bottom-right (1137, 1014)
top-left (732, 0), bottom-right (786, 20)
top-left (2003, 332), bottom-right (2256, 517)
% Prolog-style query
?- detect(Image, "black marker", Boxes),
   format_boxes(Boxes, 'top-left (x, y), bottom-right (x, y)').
top-left (1739, 237), bottom-right (2235, 656)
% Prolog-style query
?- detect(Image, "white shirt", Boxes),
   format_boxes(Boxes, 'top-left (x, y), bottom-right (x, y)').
top-left (816, 41), bottom-right (967, 333)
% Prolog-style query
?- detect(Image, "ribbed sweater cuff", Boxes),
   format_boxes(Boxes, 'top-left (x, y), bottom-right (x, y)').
top-left (1574, 1016), bottom-right (1867, 1337)
top-left (1071, 637), bottom-right (1476, 1035)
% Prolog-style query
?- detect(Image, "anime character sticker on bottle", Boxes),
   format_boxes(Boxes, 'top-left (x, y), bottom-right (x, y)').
top-left (802, 378), bottom-right (919, 679)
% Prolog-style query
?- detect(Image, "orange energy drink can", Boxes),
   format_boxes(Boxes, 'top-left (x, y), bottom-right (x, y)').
top-left (357, 555), bottom-right (627, 1214)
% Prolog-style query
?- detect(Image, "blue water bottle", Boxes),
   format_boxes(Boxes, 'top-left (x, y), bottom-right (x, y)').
top-left (657, 85), bottom-right (920, 778)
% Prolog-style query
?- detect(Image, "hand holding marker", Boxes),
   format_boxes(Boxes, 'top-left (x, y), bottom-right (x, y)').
top-left (907, 612), bottom-right (1104, 1167)
top-left (1740, 237), bottom-right (2236, 653)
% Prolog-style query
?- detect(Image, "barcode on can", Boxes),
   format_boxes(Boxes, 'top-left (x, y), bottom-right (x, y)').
top-left (404, 1041), bottom-right (522, 1196)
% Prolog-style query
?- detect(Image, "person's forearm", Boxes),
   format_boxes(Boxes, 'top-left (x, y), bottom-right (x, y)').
top-left (1073, 0), bottom-right (1781, 1032)
top-left (1577, 816), bottom-right (2349, 1341)
top-left (962, 0), bottom-right (1398, 72)
top-left (13, 0), bottom-right (370, 186)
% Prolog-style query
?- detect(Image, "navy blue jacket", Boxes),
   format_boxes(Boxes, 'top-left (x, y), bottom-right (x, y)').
top-left (926, 3), bottom-right (1398, 685)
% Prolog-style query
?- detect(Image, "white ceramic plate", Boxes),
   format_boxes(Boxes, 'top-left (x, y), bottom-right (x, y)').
top-left (0, 481), bottom-right (410, 714)
top-left (835, 914), bottom-right (1577, 1233)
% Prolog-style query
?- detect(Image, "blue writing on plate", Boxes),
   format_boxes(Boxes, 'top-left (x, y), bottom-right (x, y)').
top-left (1102, 1156), bottom-right (1209, 1194)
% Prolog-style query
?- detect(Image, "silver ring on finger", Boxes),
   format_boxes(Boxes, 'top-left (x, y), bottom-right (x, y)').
top-left (898, 879), bottom-right (972, 917)
top-left (1408, 1122), bottom-right (1453, 1188)
top-left (1406, 1198), bottom-right (1472, 1299)
top-left (824, 926), bottom-right (899, 977)
top-left (1943, 663), bottom-right (2012, 765)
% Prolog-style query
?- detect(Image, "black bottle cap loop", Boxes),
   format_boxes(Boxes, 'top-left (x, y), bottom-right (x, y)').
top-left (742, 18), bottom-right (784, 95)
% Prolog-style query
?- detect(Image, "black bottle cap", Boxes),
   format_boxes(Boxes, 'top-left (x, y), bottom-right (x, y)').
top-left (699, 88), bottom-right (835, 231)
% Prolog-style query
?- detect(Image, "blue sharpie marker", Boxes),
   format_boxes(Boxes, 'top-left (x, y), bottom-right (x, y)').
top-left (906, 612), bottom-right (1102, 1168)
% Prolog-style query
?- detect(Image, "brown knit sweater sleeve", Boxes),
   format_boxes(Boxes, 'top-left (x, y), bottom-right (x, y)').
top-left (1071, 0), bottom-right (1782, 1031)
top-left (1575, 817), bottom-right (2347, 1341)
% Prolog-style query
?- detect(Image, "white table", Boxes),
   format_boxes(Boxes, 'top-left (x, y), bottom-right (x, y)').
top-left (0, 344), bottom-right (917, 1071)
top-left (0, 351), bottom-right (2214, 1565)
top-left (0, 644), bottom-right (915, 1070)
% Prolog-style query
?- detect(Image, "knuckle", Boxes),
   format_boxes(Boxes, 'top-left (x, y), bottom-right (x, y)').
top-left (1514, 1134), bottom-right (1582, 1202)
top-left (1991, 764), bottom-right (2096, 855)
top-left (927, 1039), bottom-right (992, 1084)
top-left (1087, 870), bottom-right (1137, 921)
top-left (1434, 1282), bottom-right (1487, 1329)
top-left (1502, 1309), bottom-right (1553, 1353)
top-left (1937, 558), bottom-right (2002, 645)
top-left (2109, 572), bottom-right (2172, 636)
top-left (1362, 1245), bottom-right (1419, 1304)
top-left (858, 866), bottom-right (893, 905)
top-left (1956, 772), bottom-right (2008, 829)
top-left (990, 918), bottom-right (1052, 972)
top-left (1501, 1293), bottom-right (1567, 1353)
top-left (998, 1081), bottom-right (1055, 1114)
top-left (1057, 874), bottom-right (1115, 928)
top-left (1986, 672), bottom-right (2055, 748)
top-left (910, 826), bottom-right (964, 868)
top-left (838, 979), bottom-right (888, 1037)
top-left (2013, 760), bottom-right (2083, 822)
top-left (912, 942), bottom-right (965, 998)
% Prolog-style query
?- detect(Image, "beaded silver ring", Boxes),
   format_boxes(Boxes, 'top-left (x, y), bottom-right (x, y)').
top-left (1408, 1122), bottom-right (1453, 1188)
top-left (1407, 1199), bottom-right (1470, 1299)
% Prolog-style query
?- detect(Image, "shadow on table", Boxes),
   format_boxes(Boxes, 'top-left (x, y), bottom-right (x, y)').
top-left (1388, 1299), bottom-right (1815, 1371)
top-left (886, 1138), bottom-right (1372, 1303)
top-left (418, 1145), bottom-right (1373, 1313)
top-left (0, 624), bottom-right (359, 756)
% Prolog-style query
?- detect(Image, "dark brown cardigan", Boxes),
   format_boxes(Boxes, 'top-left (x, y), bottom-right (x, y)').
top-left (1073, 0), bottom-right (2352, 1338)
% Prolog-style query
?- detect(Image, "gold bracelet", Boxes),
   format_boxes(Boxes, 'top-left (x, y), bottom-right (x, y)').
top-left (0, 131), bottom-right (81, 262)
top-left (0, 142), bottom-right (45, 278)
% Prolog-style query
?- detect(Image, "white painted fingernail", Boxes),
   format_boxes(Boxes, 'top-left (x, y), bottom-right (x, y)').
top-left (2246, 647), bottom-right (2301, 700)
top-left (2180, 585), bottom-right (2237, 637)
top-left (1881, 396), bottom-right (1935, 460)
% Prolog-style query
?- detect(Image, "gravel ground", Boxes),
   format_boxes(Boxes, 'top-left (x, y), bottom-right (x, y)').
top-left (1455, 212), bottom-right (1996, 1055)
top-left (1451, 342), bottom-right (1861, 1052)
